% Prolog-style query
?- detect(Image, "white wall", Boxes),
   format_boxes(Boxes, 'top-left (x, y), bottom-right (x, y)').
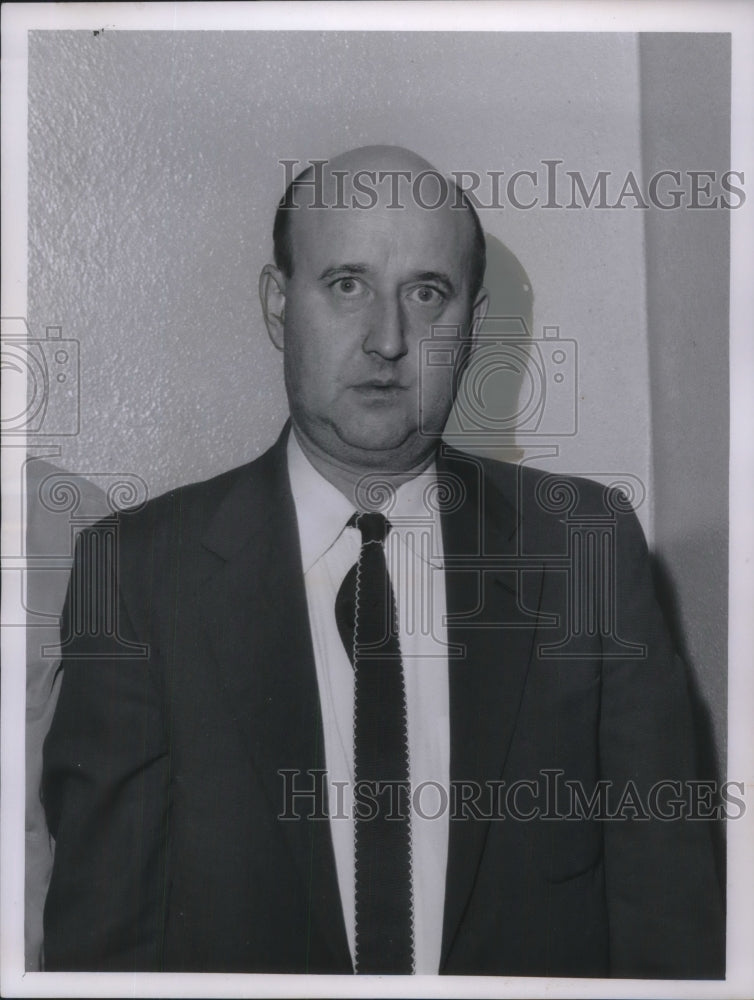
top-left (28, 31), bottom-right (652, 528)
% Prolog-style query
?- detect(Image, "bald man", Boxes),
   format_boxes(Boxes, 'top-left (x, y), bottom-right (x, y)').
top-left (42, 147), bottom-right (724, 977)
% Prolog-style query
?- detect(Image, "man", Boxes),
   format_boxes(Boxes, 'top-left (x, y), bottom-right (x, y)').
top-left (42, 145), bottom-right (724, 977)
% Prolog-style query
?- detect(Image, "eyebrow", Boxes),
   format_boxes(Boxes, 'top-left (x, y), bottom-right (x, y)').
top-left (318, 264), bottom-right (369, 280)
top-left (411, 271), bottom-right (456, 296)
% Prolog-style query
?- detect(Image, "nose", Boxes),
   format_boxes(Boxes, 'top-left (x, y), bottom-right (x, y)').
top-left (362, 295), bottom-right (408, 361)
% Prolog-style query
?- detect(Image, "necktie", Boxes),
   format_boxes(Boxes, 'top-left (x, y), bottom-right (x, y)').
top-left (335, 512), bottom-right (414, 974)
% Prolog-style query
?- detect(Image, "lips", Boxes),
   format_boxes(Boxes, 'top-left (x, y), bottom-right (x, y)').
top-left (352, 380), bottom-right (406, 390)
top-left (351, 382), bottom-right (407, 401)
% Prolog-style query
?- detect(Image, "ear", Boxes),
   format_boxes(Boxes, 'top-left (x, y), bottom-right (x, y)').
top-left (259, 264), bottom-right (287, 351)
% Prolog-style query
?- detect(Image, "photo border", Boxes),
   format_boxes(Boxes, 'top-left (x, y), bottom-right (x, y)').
top-left (2, 2), bottom-right (752, 997)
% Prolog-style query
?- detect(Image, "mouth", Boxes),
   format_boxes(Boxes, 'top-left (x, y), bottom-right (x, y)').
top-left (351, 381), bottom-right (407, 399)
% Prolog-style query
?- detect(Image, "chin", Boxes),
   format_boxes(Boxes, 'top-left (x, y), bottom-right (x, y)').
top-left (336, 426), bottom-right (418, 460)
top-left (345, 434), bottom-right (411, 457)
top-left (343, 434), bottom-right (446, 473)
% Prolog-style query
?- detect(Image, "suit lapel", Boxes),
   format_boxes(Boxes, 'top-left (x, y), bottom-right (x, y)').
top-left (437, 448), bottom-right (545, 969)
top-left (193, 426), bottom-right (351, 971)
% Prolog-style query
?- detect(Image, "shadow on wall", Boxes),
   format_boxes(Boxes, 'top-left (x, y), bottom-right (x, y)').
top-left (445, 233), bottom-right (534, 464)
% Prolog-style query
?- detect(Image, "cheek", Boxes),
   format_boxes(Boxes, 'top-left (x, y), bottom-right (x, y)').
top-left (417, 363), bottom-right (456, 416)
top-left (283, 326), bottom-right (347, 403)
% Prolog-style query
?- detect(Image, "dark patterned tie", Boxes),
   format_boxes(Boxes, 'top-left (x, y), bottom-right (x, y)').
top-left (335, 512), bottom-right (414, 974)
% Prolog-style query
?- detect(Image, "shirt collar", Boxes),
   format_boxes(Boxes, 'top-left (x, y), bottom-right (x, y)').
top-left (287, 432), bottom-right (444, 573)
top-left (287, 432), bottom-right (356, 574)
top-left (389, 469), bottom-right (445, 569)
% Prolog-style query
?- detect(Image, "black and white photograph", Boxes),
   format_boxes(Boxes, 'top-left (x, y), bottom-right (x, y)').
top-left (1, 2), bottom-right (753, 997)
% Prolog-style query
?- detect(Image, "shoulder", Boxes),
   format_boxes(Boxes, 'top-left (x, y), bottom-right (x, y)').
top-left (442, 446), bottom-right (623, 519)
top-left (440, 447), bottom-right (650, 566)
top-left (121, 459), bottom-right (257, 528)
top-left (117, 438), bottom-right (282, 542)
top-left (69, 438), bottom-right (285, 578)
top-left (64, 442), bottom-right (286, 634)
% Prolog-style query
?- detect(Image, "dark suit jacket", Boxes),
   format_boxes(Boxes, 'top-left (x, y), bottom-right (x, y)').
top-left (42, 427), bottom-right (724, 976)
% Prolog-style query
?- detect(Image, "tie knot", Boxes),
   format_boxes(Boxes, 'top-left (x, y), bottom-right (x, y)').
top-left (351, 510), bottom-right (391, 544)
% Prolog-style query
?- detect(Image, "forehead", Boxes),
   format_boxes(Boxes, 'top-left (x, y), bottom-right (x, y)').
top-left (287, 194), bottom-right (476, 283)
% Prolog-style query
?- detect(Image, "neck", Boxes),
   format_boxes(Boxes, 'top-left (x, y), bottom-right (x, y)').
top-left (290, 423), bottom-right (437, 508)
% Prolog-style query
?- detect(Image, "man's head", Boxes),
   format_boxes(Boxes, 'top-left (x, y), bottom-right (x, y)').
top-left (259, 145), bottom-right (488, 478)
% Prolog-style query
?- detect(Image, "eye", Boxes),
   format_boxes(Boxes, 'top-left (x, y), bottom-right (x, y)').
top-left (330, 276), bottom-right (365, 297)
top-left (407, 285), bottom-right (446, 306)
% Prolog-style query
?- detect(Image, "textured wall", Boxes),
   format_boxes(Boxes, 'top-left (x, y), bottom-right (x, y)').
top-left (28, 31), bottom-right (652, 513)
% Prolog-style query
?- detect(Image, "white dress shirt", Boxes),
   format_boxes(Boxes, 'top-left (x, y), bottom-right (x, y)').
top-left (287, 432), bottom-right (450, 974)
